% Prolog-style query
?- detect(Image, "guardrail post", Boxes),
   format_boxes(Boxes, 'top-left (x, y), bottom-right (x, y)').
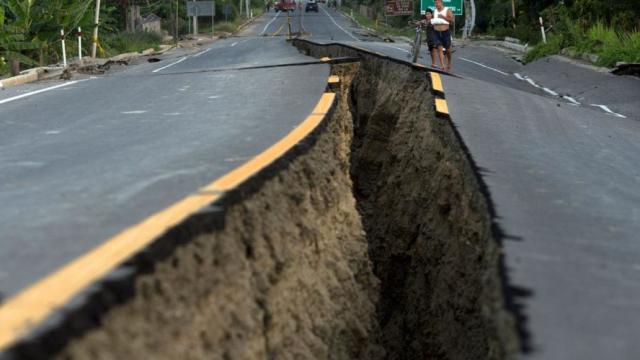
top-left (60, 29), bottom-right (67, 68)
top-left (78, 27), bottom-right (83, 61)
top-left (539, 17), bottom-right (546, 44)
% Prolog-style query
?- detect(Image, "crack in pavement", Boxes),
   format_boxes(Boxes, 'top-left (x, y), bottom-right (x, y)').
top-left (152, 57), bottom-right (360, 76)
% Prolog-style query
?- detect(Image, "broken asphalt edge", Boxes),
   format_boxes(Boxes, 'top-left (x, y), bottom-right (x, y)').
top-left (0, 44), bottom-right (176, 90)
top-left (0, 13), bottom-right (265, 90)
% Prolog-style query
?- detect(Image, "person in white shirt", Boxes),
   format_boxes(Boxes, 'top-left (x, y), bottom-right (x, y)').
top-left (432, 0), bottom-right (453, 71)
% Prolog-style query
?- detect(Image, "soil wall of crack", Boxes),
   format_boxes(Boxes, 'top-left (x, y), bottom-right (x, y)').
top-left (296, 41), bottom-right (519, 359)
top-left (8, 46), bottom-right (517, 360)
top-left (351, 56), bottom-right (516, 360)
top-left (13, 64), bottom-right (384, 360)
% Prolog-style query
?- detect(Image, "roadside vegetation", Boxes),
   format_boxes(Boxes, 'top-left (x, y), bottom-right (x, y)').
top-left (0, 0), bottom-right (263, 77)
top-left (101, 31), bottom-right (162, 56)
top-left (340, 5), bottom-right (415, 39)
top-left (467, 0), bottom-right (639, 66)
top-left (341, 0), bottom-right (639, 67)
top-left (523, 21), bottom-right (640, 67)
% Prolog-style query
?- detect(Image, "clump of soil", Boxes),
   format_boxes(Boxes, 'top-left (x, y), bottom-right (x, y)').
top-left (612, 62), bottom-right (640, 77)
top-left (75, 60), bottom-right (129, 75)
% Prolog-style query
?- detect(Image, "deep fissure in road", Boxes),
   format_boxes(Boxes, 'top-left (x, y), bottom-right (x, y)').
top-left (321, 51), bottom-right (519, 358)
top-left (15, 45), bottom-right (516, 360)
top-left (337, 56), bottom-right (518, 359)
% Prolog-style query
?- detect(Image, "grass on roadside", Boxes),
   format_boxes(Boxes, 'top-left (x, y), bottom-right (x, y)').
top-left (341, 6), bottom-right (415, 39)
top-left (101, 31), bottom-right (163, 57)
top-left (0, 57), bottom-right (7, 77)
top-left (215, 7), bottom-right (264, 35)
top-left (524, 22), bottom-right (640, 67)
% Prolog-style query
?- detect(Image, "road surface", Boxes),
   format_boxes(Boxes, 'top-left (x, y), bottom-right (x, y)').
top-left (2, 4), bottom-right (640, 359)
top-left (0, 14), bottom-right (345, 299)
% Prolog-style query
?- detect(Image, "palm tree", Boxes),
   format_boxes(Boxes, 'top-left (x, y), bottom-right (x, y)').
top-left (0, 4), bottom-right (39, 75)
top-left (0, 0), bottom-right (93, 74)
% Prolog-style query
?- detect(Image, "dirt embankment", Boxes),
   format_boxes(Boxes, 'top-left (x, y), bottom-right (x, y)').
top-left (8, 45), bottom-right (517, 360)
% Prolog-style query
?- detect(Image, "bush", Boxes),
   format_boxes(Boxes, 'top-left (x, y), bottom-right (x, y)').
top-left (101, 31), bottom-right (163, 57)
top-left (0, 56), bottom-right (8, 77)
top-left (523, 33), bottom-right (565, 63)
top-left (597, 29), bottom-right (640, 67)
top-left (489, 18), bottom-right (541, 45)
top-left (524, 21), bottom-right (640, 67)
top-left (215, 21), bottom-right (240, 34)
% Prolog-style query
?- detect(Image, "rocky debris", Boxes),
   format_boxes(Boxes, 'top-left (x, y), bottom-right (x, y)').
top-left (612, 62), bottom-right (640, 77)
top-left (75, 60), bottom-right (129, 75)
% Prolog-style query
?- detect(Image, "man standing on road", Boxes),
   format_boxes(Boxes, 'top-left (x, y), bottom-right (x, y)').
top-left (432, 0), bottom-right (453, 71)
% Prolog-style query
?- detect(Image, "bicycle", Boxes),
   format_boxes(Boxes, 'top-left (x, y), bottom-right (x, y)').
top-left (408, 21), bottom-right (426, 63)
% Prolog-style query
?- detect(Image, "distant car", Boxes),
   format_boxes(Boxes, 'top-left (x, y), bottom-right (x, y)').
top-left (317, 0), bottom-right (325, 3)
top-left (305, 0), bottom-right (318, 12)
top-left (275, 0), bottom-right (296, 11)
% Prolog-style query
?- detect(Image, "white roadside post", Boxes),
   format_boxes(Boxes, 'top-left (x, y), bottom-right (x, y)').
top-left (77, 27), bottom-right (83, 61)
top-left (60, 29), bottom-right (67, 68)
top-left (539, 16), bottom-right (546, 43)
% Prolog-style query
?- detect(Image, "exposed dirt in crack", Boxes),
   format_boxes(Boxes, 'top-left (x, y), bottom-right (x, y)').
top-left (350, 56), bottom-right (517, 360)
top-left (295, 40), bottom-right (520, 359)
top-left (8, 45), bottom-right (518, 360)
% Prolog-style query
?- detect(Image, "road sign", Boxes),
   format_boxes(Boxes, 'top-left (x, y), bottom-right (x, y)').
top-left (223, 4), bottom-right (232, 20)
top-left (421, 0), bottom-right (463, 16)
top-left (187, 1), bottom-right (215, 17)
top-left (385, 0), bottom-right (413, 16)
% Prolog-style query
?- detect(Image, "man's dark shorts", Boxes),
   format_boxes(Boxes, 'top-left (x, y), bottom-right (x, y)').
top-left (434, 29), bottom-right (451, 49)
top-left (426, 28), bottom-right (436, 50)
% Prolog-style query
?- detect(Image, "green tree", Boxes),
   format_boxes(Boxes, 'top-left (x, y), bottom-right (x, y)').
top-left (0, 0), bottom-right (93, 71)
top-left (0, 4), bottom-right (39, 74)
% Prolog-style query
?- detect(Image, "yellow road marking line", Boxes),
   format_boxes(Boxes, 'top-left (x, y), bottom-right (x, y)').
top-left (0, 91), bottom-right (337, 352)
top-left (328, 75), bottom-right (340, 84)
top-left (430, 72), bottom-right (444, 94)
top-left (0, 193), bottom-right (219, 351)
top-left (435, 98), bottom-right (449, 117)
top-left (272, 20), bottom-right (286, 36)
top-left (203, 93), bottom-right (335, 192)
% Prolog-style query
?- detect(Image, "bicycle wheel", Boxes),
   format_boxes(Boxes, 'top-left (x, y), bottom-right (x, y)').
top-left (412, 30), bottom-right (422, 63)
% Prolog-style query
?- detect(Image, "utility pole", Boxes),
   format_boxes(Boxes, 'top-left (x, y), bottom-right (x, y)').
top-left (91, 0), bottom-right (101, 58)
top-left (175, 0), bottom-right (179, 44)
top-left (193, 1), bottom-right (198, 35)
top-left (468, 0), bottom-right (476, 38)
